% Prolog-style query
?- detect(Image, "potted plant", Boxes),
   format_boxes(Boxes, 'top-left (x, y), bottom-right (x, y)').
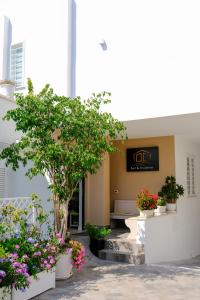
top-left (85, 223), bottom-right (111, 257)
top-left (154, 197), bottom-right (167, 215)
top-left (158, 176), bottom-right (184, 212)
top-left (51, 233), bottom-right (85, 280)
top-left (136, 188), bottom-right (158, 218)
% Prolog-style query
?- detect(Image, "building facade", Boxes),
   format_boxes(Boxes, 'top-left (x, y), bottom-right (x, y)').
top-left (1, 0), bottom-right (200, 263)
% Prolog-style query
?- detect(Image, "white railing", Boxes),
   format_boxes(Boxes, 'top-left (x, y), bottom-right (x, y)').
top-left (0, 196), bottom-right (35, 223)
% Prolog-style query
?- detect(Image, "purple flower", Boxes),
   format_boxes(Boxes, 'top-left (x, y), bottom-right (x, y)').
top-left (13, 262), bottom-right (20, 268)
top-left (16, 268), bottom-right (23, 274)
top-left (0, 270), bottom-right (6, 278)
top-left (66, 248), bottom-right (72, 254)
top-left (33, 251), bottom-right (41, 257)
top-left (27, 237), bottom-right (35, 243)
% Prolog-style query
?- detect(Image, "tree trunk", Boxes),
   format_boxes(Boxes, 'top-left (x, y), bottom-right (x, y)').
top-left (53, 193), bottom-right (70, 240)
top-left (53, 195), bottom-right (60, 234)
top-left (59, 200), bottom-right (70, 240)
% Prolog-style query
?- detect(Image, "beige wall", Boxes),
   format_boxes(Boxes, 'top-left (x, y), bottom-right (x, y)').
top-left (110, 136), bottom-right (175, 211)
top-left (85, 153), bottom-right (110, 226)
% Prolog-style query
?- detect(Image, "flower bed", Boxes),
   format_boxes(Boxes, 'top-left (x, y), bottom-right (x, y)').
top-left (12, 270), bottom-right (55, 300)
top-left (0, 196), bottom-right (86, 299)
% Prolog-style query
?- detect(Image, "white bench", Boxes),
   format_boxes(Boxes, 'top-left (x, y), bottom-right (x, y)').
top-left (110, 199), bottom-right (139, 228)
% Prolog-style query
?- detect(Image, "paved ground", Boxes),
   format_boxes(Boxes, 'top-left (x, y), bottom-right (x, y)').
top-left (34, 236), bottom-right (200, 300)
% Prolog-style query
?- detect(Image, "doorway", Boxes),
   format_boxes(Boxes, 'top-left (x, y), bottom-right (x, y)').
top-left (68, 180), bottom-right (84, 231)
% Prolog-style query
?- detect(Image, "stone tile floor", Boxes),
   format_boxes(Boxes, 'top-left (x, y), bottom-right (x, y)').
top-left (33, 234), bottom-right (200, 300)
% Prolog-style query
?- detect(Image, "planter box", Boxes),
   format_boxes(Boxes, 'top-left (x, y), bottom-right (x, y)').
top-left (154, 205), bottom-right (166, 215)
top-left (140, 210), bottom-right (154, 218)
top-left (166, 203), bottom-right (177, 212)
top-left (0, 288), bottom-right (11, 300)
top-left (12, 270), bottom-right (55, 300)
top-left (56, 252), bottom-right (72, 280)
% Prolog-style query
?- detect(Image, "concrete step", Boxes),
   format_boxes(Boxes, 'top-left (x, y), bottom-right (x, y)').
top-left (98, 249), bottom-right (145, 265)
top-left (105, 238), bottom-right (144, 254)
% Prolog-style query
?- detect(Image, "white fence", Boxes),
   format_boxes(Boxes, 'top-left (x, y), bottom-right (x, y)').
top-left (0, 196), bottom-right (35, 223)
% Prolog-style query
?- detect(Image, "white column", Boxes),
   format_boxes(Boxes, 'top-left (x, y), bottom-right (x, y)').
top-left (0, 15), bottom-right (12, 81)
top-left (78, 180), bottom-right (83, 232)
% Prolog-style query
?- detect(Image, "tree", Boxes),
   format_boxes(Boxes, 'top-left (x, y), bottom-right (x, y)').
top-left (0, 79), bottom-right (126, 239)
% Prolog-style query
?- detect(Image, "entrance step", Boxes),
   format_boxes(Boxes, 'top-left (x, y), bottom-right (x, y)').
top-left (105, 238), bottom-right (144, 254)
top-left (98, 249), bottom-right (145, 264)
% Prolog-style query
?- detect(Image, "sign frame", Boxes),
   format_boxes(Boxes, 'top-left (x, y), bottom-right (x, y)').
top-left (126, 146), bottom-right (159, 172)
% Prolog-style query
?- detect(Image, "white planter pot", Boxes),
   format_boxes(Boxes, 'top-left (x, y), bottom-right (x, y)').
top-left (56, 252), bottom-right (72, 280)
top-left (154, 205), bottom-right (166, 215)
top-left (12, 270), bottom-right (55, 300)
top-left (166, 203), bottom-right (177, 212)
top-left (140, 210), bottom-right (154, 218)
top-left (0, 288), bottom-right (11, 300)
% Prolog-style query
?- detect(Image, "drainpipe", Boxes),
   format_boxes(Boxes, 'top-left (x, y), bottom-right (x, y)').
top-left (67, 0), bottom-right (76, 98)
top-left (67, 1), bottom-right (83, 231)
top-left (0, 15), bottom-right (15, 99)
top-left (67, 0), bottom-right (73, 97)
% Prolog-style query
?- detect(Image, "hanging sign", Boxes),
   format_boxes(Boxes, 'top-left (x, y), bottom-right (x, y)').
top-left (126, 147), bottom-right (159, 172)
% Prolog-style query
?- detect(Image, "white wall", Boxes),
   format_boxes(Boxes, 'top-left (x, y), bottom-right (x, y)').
top-left (6, 164), bottom-right (51, 201)
top-left (0, 96), bottom-right (51, 211)
top-left (144, 136), bottom-right (200, 264)
top-left (0, 0), bottom-right (69, 95)
top-left (76, 0), bottom-right (200, 120)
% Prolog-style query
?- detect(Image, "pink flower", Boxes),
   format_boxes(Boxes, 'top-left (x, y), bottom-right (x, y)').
top-left (46, 264), bottom-right (51, 269)
top-left (16, 269), bottom-right (23, 274)
top-left (15, 245), bottom-right (20, 249)
top-left (50, 258), bottom-right (55, 264)
top-left (33, 251), bottom-right (41, 257)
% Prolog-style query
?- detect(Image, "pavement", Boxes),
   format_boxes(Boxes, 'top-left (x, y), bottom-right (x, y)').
top-left (33, 235), bottom-right (200, 300)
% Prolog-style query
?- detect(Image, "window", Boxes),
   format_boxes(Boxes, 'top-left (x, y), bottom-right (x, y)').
top-left (186, 154), bottom-right (196, 197)
top-left (10, 43), bottom-right (25, 89)
top-left (0, 168), bottom-right (5, 198)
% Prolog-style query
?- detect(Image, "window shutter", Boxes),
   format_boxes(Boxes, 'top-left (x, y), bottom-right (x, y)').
top-left (0, 168), bottom-right (5, 198)
top-left (10, 43), bottom-right (24, 89)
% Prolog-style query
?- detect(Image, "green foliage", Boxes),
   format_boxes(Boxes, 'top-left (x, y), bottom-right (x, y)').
top-left (156, 197), bottom-right (166, 206)
top-left (158, 176), bottom-right (184, 203)
top-left (0, 79), bottom-right (127, 237)
top-left (85, 223), bottom-right (111, 240)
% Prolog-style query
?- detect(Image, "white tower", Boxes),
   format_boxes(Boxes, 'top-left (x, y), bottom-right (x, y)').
top-left (0, 15), bottom-right (15, 98)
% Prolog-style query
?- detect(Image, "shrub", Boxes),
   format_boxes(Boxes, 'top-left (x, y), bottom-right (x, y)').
top-left (156, 197), bottom-right (166, 206)
top-left (85, 223), bottom-right (111, 240)
top-left (158, 176), bottom-right (184, 203)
